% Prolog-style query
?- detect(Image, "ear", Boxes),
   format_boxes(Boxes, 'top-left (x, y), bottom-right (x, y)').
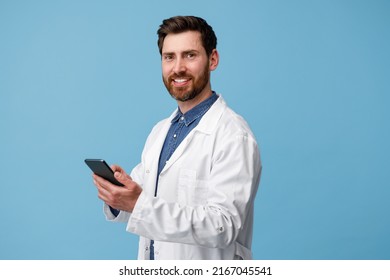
top-left (209, 49), bottom-right (219, 71)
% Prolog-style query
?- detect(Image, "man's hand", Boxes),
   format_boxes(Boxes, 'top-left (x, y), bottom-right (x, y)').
top-left (93, 164), bottom-right (142, 212)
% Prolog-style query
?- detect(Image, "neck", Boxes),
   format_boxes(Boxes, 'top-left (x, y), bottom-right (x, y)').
top-left (177, 88), bottom-right (213, 114)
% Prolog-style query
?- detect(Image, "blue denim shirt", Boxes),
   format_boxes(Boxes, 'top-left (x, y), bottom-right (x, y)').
top-left (156, 92), bottom-right (219, 193)
top-left (150, 92), bottom-right (219, 259)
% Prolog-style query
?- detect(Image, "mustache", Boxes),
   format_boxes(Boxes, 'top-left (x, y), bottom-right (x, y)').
top-left (168, 74), bottom-right (193, 80)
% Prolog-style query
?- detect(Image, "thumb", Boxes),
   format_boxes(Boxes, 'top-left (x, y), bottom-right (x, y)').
top-left (114, 170), bottom-right (133, 185)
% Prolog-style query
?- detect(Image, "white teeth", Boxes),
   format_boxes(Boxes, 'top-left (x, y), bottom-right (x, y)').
top-left (174, 79), bottom-right (188, 83)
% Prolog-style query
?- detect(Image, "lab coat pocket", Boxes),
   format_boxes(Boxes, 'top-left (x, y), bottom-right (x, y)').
top-left (178, 169), bottom-right (208, 206)
top-left (192, 179), bottom-right (208, 206)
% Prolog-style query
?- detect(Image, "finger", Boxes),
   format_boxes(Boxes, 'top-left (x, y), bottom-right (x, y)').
top-left (111, 165), bottom-right (123, 173)
top-left (93, 177), bottom-right (117, 204)
top-left (96, 185), bottom-right (111, 202)
top-left (111, 165), bottom-right (132, 180)
top-left (113, 170), bottom-right (134, 186)
top-left (93, 174), bottom-right (117, 192)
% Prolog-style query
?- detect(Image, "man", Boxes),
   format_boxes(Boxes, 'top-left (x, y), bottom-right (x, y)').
top-left (92, 16), bottom-right (261, 260)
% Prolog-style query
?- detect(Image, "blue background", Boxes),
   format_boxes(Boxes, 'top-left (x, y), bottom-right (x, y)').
top-left (1, 0), bottom-right (389, 260)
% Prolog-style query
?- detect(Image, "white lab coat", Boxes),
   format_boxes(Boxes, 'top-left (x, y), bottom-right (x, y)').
top-left (104, 95), bottom-right (261, 259)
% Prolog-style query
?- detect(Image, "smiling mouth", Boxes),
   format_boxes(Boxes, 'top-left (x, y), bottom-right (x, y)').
top-left (172, 77), bottom-right (191, 87)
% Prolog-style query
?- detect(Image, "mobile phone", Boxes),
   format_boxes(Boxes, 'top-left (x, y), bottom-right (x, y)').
top-left (84, 159), bottom-right (124, 186)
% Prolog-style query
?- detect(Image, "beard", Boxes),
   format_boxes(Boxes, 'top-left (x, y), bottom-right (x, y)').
top-left (163, 64), bottom-right (210, 102)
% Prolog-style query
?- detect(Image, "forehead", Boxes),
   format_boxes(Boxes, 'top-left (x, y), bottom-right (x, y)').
top-left (162, 31), bottom-right (204, 53)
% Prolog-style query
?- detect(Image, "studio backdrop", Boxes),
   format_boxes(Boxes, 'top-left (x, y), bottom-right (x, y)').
top-left (0, 0), bottom-right (389, 259)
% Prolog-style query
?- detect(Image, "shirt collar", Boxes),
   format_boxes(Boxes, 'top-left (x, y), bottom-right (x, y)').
top-left (171, 92), bottom-right (219, 126)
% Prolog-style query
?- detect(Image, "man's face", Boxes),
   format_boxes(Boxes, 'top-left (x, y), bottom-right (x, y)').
top-left (161, 31), bottom-right (212, 102)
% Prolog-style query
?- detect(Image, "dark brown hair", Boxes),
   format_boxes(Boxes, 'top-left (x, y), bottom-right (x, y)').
top-left (157, 16), bottom-right (217, 57)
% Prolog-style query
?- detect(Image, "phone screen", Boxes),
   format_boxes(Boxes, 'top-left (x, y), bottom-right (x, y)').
top-left (84, 159), bottom-right (124, 186)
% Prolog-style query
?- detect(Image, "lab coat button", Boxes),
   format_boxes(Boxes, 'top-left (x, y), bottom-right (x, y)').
top-left (146, 170), bottom-right (150, 174)
top-left (145, 246), bottom-right (149, 251)
top-left (218, 226), bottom-right (224, 232)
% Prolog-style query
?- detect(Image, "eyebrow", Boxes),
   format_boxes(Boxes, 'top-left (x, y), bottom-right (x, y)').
top-left (162, 49), bottom-right (200, 56)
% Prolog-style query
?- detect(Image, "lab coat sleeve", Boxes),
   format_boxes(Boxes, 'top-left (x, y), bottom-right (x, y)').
top-left (126, 133), bottom-right (261, 249)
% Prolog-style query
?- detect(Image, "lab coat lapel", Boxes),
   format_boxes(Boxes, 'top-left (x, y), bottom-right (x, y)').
top-left (159, 130), bottom-right (195, 174)
top-left (144, 110), bottom-right (177, 178)
top-left (160, 95), bottom-right (226, 175)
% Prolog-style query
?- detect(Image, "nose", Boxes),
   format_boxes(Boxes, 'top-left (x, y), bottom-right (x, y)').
top-left (173, 57), bottom-right (186, 74)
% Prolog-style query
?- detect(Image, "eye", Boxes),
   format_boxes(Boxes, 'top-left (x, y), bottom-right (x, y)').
top-left (163, 54), bottom-right (174, 61)
top-left (186, 53), bottom-right (196, 59)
